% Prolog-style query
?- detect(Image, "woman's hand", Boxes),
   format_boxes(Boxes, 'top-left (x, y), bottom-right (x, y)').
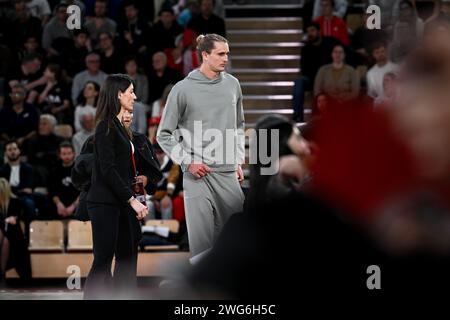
top-left (130, 198), bottom-right (148, 220)
top-left (5, 216), bottom-right (17, 225)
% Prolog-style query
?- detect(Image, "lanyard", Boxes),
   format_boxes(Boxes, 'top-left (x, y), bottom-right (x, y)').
top-left (131, 141), bottom-right (137, 177)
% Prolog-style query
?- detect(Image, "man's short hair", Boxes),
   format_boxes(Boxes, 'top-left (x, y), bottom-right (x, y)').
top-left (40, 114), bottom-right (57, 128)
top-left (3, 140), bottom-right (18, 152)
top-left (59, 141), bottom-right (75, 152)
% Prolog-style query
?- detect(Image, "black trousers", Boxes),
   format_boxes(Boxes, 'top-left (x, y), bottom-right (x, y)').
top-left (84, 202), bottom-right (142, 299)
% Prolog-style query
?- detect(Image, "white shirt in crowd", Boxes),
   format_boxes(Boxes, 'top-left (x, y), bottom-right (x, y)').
top-left (366, 61), bottom-right (398, 99)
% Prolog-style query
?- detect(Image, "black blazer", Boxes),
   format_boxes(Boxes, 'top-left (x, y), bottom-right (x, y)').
top-left (87, 117), bottom-right (136, 205)
top-left (86, 117), bottom-right (163, 206)
top-left (0, 162), bottom-right (34, 193)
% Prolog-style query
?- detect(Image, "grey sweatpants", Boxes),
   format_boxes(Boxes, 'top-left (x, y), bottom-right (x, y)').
top-left (183, 170), bottom-right (245, 257)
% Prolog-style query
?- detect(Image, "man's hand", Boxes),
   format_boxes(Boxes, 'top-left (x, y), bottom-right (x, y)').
top-left (188, 162), bottom-right (211, 178)
top-left (236, 165), bottom-right (244, 184)
top-left (66, 204), bottom-right (76, 216)
top-left (56, 202), bottom-right (67, 217)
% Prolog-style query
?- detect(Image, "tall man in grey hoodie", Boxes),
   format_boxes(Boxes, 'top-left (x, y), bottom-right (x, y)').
top-left (157, 34), bottom-right (245, 260)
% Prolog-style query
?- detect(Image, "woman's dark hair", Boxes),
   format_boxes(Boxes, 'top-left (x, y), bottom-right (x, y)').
top-left (78, 81), bottom-right (100, 106)
top-left (95, 74), bottom-right (135, 128)
top-left (46, 63), bottom-right (66, 84)
top-left (245, 115), bottom-right (294, 213)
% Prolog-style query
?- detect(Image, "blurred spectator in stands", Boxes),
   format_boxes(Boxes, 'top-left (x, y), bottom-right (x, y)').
top-left (187, 0), bottom-right (226, 38)
top-left (368, 0), bottom-right (401, 33)
top-left (34, 63), bottom-right (71, 124)
top-left (10, 0), bottom-right (43, 51)
top-left (390, 20), bottom-right (420, 63)
top-left (71, 53), bottom-right (107, 106)
top-left (312, 92), bottom-right (330, 116)
top-left (373, 71), bottom-right (398, 108)
top-left (426, 0), bottom-right (450, 22)
top-left (397, 0), bottom-right (425, 36)
top-left (73, 111), bottom-right (95, 156)
top-left (292, 22), bottom-right (338, 122)
top-left (84, 0), bottom-right (117, 49)
top-left (124, 56), bottom-right (149, 104)
top-left (7, 53), bottom-right (44, 103)
top-left (182, 29), bottom-right (200, 77)
top-left (26, 114), bottom-right (63, 188)
top-left (42, 3), bottom-right (73, 56)
top-left (74, 81), bottom-right (99, 132)
top-left (150, 7), bottom-right (184, 54)
top-left (0, 178), bottom-right (32, 286)
top-left (366, 41), bottom-right (398, 101)
top-left (164, 34), bottom-right (184, 75)
top-left (312, 0), bottom-right (347, 20)
top-left (17, 35), bottom-right (46, 64)
top-left (26, 0), bottom-right (51, 26)
top-left (148, 84), bottom-right (173, 143)
top-left (98, 31), bottom-right (124, 74)
top-left (147, 143), bottom-right (182, 220)
top-left (0, 141), bottom-right (37, 225)
top-left (350, 11), bottom-right (387, 66)
top-left (177, 0), bottom-right (199, 27)
top-left (130, 101), bottom-right (148, 135)
top-left (314, 44), bottom-right (360, 104)
top-left (314, 0), bottom-right (349, 45)
top-left (64, 28), bottom-right (92, 78)
top-left (147, 51), bottom-right (181, 104)
top-left (117, 0), bottom-right (151, 57)
top-left (0, 84), bottom-right (39, 147)
top-left (48, 142), bottom-right (79, 219)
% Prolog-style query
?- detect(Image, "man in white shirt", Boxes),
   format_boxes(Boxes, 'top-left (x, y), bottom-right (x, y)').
top-left (366, 41), bottom-right (398, 100)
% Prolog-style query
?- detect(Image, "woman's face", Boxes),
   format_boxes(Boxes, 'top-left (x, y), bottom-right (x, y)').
top-left (83, 83), bottom-right (98, 99)
top-left (125, 60), bottom-right (137, 75)
top-left (332, 46), bottom-right (345, 64)
top-left (119, 83), bottom-right (137, 113)
top-left (44, 68), bottom-right (55, 80)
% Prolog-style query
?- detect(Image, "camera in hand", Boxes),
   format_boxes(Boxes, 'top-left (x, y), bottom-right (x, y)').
top-left (132, 177), bottom-right (146, 206)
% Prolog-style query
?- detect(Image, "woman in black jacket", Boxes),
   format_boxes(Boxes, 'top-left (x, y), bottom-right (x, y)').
top-left (84, 74), bottom-right (151, 299)
top-left (0, 178), bottom-right (31, 286)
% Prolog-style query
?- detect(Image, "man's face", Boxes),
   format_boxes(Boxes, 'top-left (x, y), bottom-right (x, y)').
top-left (372, 46), bottom-right (387, 63)
top-left (86, 55), bottom-right (100, 73)
top-left (59, 147), bottom-right (75, 164)
top-left (321, 0), bottom-right (333, 16)
top-left (56, 6), bottom-right (68, 22)
top-left (203, 41), bottom-right (229, 73)
top-left (201, 0), bottom-right (214, 16)
top-left (10, 87), bottom-right (26, 104)
top-left (160, 11), bottom-right (174, 27)
top-left (81, 114), bottom-right (95, 131)
top-left (95, 1), bottom-right (107, 17)
top-left (306, 26), bottom-right (320, 42)
top-left (39, 119), bottom-right (53, 136)
top-left (24, 37), bottom-right (38, 51)
top-left (5, 143), bottom-right (20, 162)
top-left (152, 53), bottom-right (167, 71)
top-left (75, 33), bottom-right (88, 47)
top-left (125, 5), bottom-right (138, 21)
top-left (99, 33), bottom-right (112, 50)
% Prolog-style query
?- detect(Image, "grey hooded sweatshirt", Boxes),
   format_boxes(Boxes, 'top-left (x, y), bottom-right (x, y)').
top-left (156, 69), bottom-right (245, 172)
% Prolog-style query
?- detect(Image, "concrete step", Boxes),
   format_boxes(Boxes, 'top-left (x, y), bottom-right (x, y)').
top-left (232, 68), bottom-right (300, 81)
top-left (231, 42), bottom-right (302, 55)
top-left (244, 94), bottom-right (292, 108)
top-left (244, 108), bottom-right (312, 127)
top-left (232, 55), bottom-right (300, 68)
top-left (228, 29), bottom-right (303, 43)
top-left (226, 17), bottom-right (302, 30)
top-left (241, 81), bottom-right (294, 95)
